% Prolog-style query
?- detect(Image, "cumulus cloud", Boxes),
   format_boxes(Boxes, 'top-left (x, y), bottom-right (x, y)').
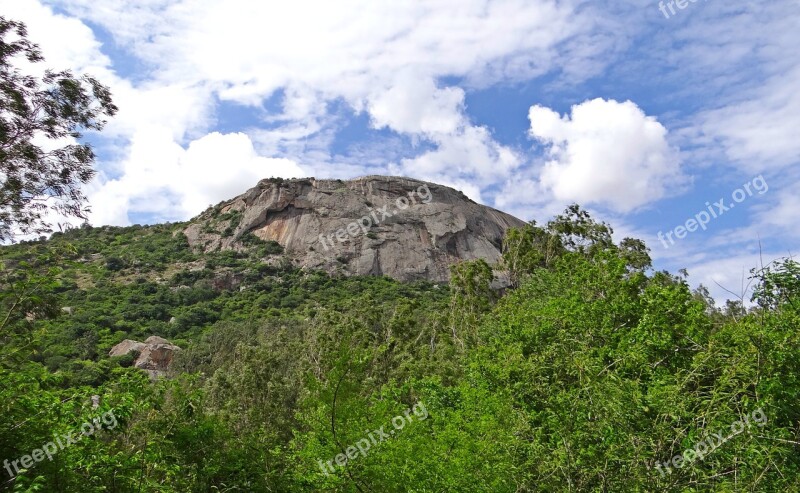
top-left (104, 83), bottom-right (215, 143)
top-left (529, 98), bottom-right (685, 212)
top-left (0, 0), bottom-right (110, 75)
top-left (54, 0), bottom-right (591, 94)
top-left (368, 75), bottom-right (465, 136)
top-left (394, 126), bottom-right (521, 190)
top-left (88, 131), bottom-right (304, 226)
top-left (1, 1), bottom-right (307, 227)
top-left (44, 0), bottom-right (613, 198)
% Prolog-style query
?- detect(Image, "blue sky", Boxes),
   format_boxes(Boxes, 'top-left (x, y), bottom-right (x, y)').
top-left (2, 0), bottom-right (798, 303)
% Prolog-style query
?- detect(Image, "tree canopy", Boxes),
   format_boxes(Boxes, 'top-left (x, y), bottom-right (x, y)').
top-left (0, 16), bottom-right (117, 241)
top-left (0, 206), bottom-right (797, 491)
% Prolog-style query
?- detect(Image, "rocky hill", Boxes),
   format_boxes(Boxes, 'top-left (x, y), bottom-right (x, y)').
top-left (184, 176), bottom-right (526, 283)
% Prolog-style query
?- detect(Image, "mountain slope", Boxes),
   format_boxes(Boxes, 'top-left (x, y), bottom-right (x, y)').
top-left (184, 176), bottom-right (526, 282)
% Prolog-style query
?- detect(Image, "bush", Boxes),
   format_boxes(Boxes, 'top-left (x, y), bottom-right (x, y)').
top-left (105, 256), bottom-right (126, 271)
top-left (171, 269), bottom-right (212, 286)
top-left (111, 351), bottom-right (138, 368)
top-left (240, 232), bottom-right (284, 256)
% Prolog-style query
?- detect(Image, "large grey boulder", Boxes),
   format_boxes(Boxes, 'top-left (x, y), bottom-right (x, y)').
top-left (109, 336), bottom-right (181, 379)
top-left (108, 339), bottom-right (146, 358)
top-left (184, 176), bottom-right (526, 283)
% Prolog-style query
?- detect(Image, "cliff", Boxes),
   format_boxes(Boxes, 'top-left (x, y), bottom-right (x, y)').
top-left (184, 176), bottom-right (526, 283)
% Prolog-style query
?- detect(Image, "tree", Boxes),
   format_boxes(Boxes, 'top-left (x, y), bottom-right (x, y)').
top-left (0, 17), bottom-right (117, 241)
top-left (618, 237), bottom-right (652, 272)
top-left (448, 259), bottom-right (494, 348)
top-left (501, 221), bottom-right (563, 287)
top-left (546, 203), bottom-right (614, 255)
top-left (751, 258), bottom-right (800, 311)
top-left (501, 206), bottom-right (648, 288)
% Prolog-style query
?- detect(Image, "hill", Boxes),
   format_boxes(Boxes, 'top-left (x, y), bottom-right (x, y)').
top-left (184, 175), bottom-right (526, 282)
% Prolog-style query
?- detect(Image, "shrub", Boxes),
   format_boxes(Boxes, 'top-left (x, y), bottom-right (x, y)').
top-left (111, 350), bottom-right (138, 368)
top-left (105, 256), bottom-right (126, 271)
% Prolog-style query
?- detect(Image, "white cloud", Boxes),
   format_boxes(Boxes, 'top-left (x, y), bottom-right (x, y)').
top-left (104, 83), bottom-right (215, 143)
top-left (662, 2), bottom-right (800, 174)
top-left (43, 0), bottom-right (615, 198)
top-left (753, 182), bottom-right (800, 236)
top-left (677, 252), bottom-right (784, 308)
top-left (529, 98), bottom-right (685, 212)
top-left (53, 0), bottom-right (592, 94)
top-left (393, 125), bottom-right (521, 192)
top-left (0, 0), bottom-right (111, 76)
top-left (368, 75), bottom-right (465, 136)
top-left (2, 1), bottom-right (304, 226)
top-left (493, 178), bottom-right (554, 221)
top-left (695, 66), bottom-right (800, 172)
top-left (88, 131), bottom-right (304, 226)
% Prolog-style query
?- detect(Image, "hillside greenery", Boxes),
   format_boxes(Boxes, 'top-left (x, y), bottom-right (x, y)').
top-left (0, 208), bottom-right (798, 492)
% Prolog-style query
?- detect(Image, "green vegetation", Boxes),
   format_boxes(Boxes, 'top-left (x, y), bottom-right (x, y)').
top-left (0, 206), bottom-right (798, 492)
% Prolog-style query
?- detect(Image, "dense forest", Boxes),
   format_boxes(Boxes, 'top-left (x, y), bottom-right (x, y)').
top-left (1, 207), bottom-right (798, 492)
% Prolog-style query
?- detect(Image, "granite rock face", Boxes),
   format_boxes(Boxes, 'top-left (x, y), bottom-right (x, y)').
top-left (184, 176), bottom-right (526, 283)
top-left (109, 336), bottom-right (181, 379)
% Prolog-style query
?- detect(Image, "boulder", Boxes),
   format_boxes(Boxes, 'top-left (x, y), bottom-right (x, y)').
top-left (108, 339), bottom-right (146, 357)
top-left (109, 336), bottom-right (181, 379)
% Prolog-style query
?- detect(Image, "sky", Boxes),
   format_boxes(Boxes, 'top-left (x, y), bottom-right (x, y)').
top-left (2, 0), bottom-right (798, 304)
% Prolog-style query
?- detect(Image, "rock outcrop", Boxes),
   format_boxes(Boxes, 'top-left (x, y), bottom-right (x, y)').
top-left (109, 336), bottom-right (181, 378)
top-left (184, 176), bottom-right (526, 283)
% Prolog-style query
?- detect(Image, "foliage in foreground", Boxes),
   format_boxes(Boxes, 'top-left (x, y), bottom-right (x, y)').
top-left (0, 208), bottom-right (798, 492)
top-left (0, 16), bottom-right (117, 240)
